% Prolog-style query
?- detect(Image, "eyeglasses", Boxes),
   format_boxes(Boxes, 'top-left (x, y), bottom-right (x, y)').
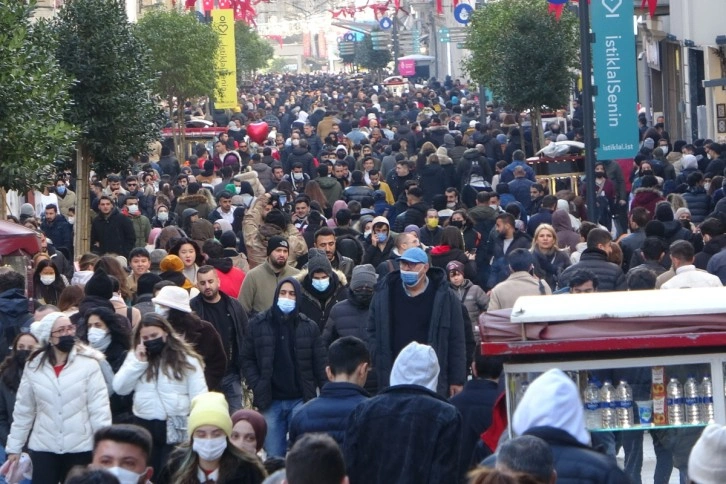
top-left (51, 326), bottom-right (76, 336)
top-left (127, 183), bottom-right (137, 187)
top-left (239, 145), bottom-right (248, 148)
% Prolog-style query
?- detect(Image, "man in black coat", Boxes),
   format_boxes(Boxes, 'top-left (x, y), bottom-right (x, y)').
top-left (90, 195), bottom-right (135, 257)
top-left (368, 247), bottom-right (466, 398)
top-left (240, 277), bottom-right (327, 458)
top-left (191, 265), bottom-right (249, 413)
top-left (558, 228), bottom-right (626, 291)
top-left (344, 342), bottom-right (463, 484)
top-left (450, 353), bottom-right (503, 474)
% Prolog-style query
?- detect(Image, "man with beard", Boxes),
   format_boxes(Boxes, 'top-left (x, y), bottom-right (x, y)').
top-left (191, 265), bottom-right (249, 412)
top-left (238, 236), bottom-right (300, 316)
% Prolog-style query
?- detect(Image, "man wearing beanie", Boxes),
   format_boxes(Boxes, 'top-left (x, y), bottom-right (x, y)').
top-left (295, 248), bottom-right (348, 332)
top-left (241, 277), bottom-right (326, 458)
top-left (323, 264), bottom-right (378, 394)
top-left (243, 193), bottom-right (308, 269)
top-left (369, 246), bottom-right (466, 398)
top-left (238, 235), bottom-right (300, 316)
top-left (311, 227), bottom-right (354, 282)
top-left (344, 342), bottom-right (462, 484)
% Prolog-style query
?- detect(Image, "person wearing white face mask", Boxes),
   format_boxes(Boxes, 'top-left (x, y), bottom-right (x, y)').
top-left (80, 308), bottom-right (134, 422)
top-left (151, 204), bottom-right (175, 229)
top-left (32, 259), bottom-right (67, 308)
top-left (90, 424), bottom-right (155, 484)
top-left (124, 195), bottom-right (152, 251)
top-left (157, 392), bottom-right (266, 484)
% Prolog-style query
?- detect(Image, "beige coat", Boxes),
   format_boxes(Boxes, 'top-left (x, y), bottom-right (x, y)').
top-left (243, 194), bottom-right (307, 269)
top-left (488, 271), bottom-right (552, 311)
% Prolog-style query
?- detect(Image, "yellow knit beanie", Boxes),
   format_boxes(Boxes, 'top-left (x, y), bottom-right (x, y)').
top-left (188, 392), bottom-right (232, 437)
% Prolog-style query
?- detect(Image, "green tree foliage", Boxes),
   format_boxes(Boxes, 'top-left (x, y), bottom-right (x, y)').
top-left (235, 22), bottom-right (274, 81)
top-left (136, 10), bottom-right (219, 156)
top-left (354, 34), bottom-right (392, 71)
top-left (268, 57), bottom-right (289, 73)
top-left (464, 0), bottom-right (579, 148)
top-left (54, 0), bottom-right (163, 176)
top-left (0, 1), bottom-right (77, 193)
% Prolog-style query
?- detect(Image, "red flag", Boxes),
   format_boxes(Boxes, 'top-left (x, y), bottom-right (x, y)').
top-left (185, 0), bottom-right (196, 9)
top-left (436, 0), bottom-right (443, 14)
top-left (218, 0), bottom-right (232, 7)
top-left (202, 0), bottom-right (213, 11)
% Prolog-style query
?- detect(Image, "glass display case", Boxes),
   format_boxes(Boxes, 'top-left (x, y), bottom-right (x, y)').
top-left (502, 354), bottom-right (725, 435)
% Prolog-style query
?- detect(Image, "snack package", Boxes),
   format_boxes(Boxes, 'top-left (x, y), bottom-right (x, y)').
top-left (652, 366), bottom-right (667, 426)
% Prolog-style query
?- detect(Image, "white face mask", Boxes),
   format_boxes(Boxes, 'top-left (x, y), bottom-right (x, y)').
top-left (193, 436), bottom-right (227, 461)
top-left (67, 217), bottom-right (75, 225)
top-left (128, 204), bottom-right (139, 214)
top-left (88, 327), bottom-right (111, 351)
top-left (40, 275), bottom-right (55, 286)
top-left (235, 186), bottom-right (242, 194)
top-left (154, 304), bottom-right (169, 318)
top-left (659, 145), bottom-right (669, 155)
top-left (157, 211), bottom-right (169, 221)
top-left (293, 172), bottom-right (304, 180)
top-left (106, 466), bottom-right (146, 484)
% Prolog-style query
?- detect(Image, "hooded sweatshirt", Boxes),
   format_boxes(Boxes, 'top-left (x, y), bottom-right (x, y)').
top-left (512, 369), bottom-right (590, 446)
top-left (551, 209), bottom-right (580, 253)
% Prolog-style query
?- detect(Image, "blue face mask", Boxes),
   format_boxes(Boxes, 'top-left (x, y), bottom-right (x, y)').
top-left (376, 233), bottom-right (387, 243)
top-left (56, 186), bottom-right (66, 195)
top-left (311, 277), bottom-right (330, 292)
top-left (277, 297), bottom-right (296, 314)
top-left (400, 270), bottom-right (420, 286)
top-left (279, 195), bottom-right (287, 206)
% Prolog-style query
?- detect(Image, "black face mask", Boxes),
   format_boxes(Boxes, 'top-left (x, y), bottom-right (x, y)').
top-left (144, 337), bottom-right (166, 356)
top-left (595, 173), bottom-right (606, 178)
top-left (55, 335), bottom-right (75, 353)
top-left (351, 288), bottom-right (374, 306)
top-left (449, 220), bottom-right (464, 228)
top-left (14, 350), bottom-right (30, 367)
top-left (641, 170), bottom-right (654, 177)
top-left (214, 230), bottom-right (223, 239)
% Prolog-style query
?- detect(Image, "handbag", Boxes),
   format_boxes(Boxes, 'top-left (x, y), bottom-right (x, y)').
top-left (157, 385), bottom-right (189, 444)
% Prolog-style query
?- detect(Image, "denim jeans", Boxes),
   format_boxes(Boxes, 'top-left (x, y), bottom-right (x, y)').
top-left (221, 372), bottom-right (243, 413)
top-left (622, 430), bottom-right (644, 484)
top-left (262, 398), bottom-right (303, 457)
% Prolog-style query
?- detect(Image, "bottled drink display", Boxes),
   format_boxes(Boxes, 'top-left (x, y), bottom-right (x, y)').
top-left (516, 381), bottom-right (529, 409)
top-left (684, 377), bottom-right (701, 425)
top-left (600, 380), bottom-right (617, 429)
top-left (667, 378), bottom-right (685, 426)
top-left (583, 380), bottom-right (602, 429)
top-left (616, 381), bottom-right (634, 428)
top-left (701, 376), bottom-right (715, 424)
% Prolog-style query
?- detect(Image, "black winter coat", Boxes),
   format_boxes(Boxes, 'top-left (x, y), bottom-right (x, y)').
top-left (419, 164), bottom-right (448, 204)
top-left (682, 187), bottom-right (711, 223)
top-left (190, 292), bottom-right (248, 372)
top-left (362, 236), bottom-right (395, 268)
top-left (241, 307), bottom-right (327, 411)
top-left (288, 382), bottom-right (369, 446)
top-left (558, 248), bottom-right (626, 291)
top-left (368, 267), bottom-right (466, 396)
top-left (344, 384), bottom-right (463, 484)
top-left (450, 379), bottom-right (501, 474)
top-left (296, 271), bottom-right (348, 332)
top-left (286, 147), bottom-right (315, 176)
top-left (90, 208), bottom-right (135, 257)
top-left (393, 201), bottom-right (429, 232)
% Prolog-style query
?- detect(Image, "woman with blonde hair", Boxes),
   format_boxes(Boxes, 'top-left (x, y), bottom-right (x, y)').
top-left (530, 224), bottom-right (571, 290)
top-left (112, 313), bottom-right (207, 475)
top-left (157, 392), bottom-right (266, 484)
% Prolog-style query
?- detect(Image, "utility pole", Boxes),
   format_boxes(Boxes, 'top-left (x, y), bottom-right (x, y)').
top-left (578, 0), bottom-right (597, 223)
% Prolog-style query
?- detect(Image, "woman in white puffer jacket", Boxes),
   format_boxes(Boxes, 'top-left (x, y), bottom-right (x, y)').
top-left (113, 312), bottom-right (207, 475)
top-left (6, 311), bottom-right (112, 484)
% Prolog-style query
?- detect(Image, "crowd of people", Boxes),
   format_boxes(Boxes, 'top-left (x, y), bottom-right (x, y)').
top-left (0, 72), bottom-right (725, 483)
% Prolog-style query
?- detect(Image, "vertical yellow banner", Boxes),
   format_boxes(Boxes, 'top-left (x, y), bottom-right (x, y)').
top-left (211, 9), bottom-right (238, 109)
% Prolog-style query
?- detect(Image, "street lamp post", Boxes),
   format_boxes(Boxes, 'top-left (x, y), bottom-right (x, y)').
top-left (578, 0), bottom-right (597, 223)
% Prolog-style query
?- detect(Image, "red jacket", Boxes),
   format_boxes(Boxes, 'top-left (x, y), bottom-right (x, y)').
top-left (216, 266), bottom-right (245, 298)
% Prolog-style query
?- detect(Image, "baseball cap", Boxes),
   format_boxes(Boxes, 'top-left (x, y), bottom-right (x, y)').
top-left (398, 247), bottom-right (428, 264)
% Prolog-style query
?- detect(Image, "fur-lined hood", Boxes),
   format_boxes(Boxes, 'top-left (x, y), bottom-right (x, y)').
top-left (634, 186), bottom-right (663, 196)
top-left (176, 193), bottom-right (209, 205)
top-left (294, 267), bottom-right (348, 288)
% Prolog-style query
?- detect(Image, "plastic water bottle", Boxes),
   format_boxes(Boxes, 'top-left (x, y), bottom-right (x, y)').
top-left (583, 379), bottom-right (602, 429)
top-left (701, 376), bottom-right (715, 424)
top-left (684, 377), bottom-right (701, 425)
top-left (516, 381), bottom-right (529, 408)
top-left (616, 380), bottom-right (634, 428)
top-left (600, 380), bottom-right (617, 429)
top-left (667, 378), bottom-right (685, 425)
